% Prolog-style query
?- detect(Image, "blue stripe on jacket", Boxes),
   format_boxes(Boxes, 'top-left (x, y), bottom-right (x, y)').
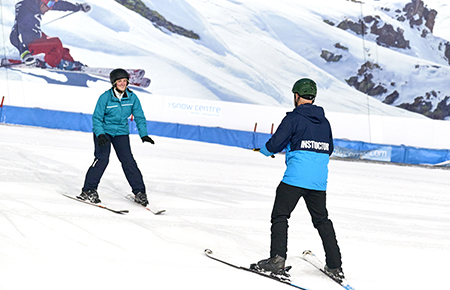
top-left (282, 146), bottom-right (329, 191)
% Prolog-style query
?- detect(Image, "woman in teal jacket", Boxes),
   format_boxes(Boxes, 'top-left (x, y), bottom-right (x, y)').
top-left (79, 68), bottom-right (154, 206)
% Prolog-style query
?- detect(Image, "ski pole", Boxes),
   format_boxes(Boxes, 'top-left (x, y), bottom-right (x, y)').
top-left (0, 96), bottom-right (4, 123)
top-left (253, 148), bottom-right (275, 158)
top-left (43, 11), bottom-right (77, 25)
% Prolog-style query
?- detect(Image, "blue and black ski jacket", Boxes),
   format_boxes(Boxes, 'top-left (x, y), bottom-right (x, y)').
top-left (260, 104), bottom-right (334, 191)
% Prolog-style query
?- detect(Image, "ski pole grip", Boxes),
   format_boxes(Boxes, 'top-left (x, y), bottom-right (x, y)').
top-left (253, 148), bottom-right (275, 158)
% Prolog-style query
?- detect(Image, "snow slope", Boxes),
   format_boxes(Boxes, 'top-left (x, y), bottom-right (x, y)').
top-left (1, 0), bottom-right (450, 118)
top-left (1, 2), bottom-right (450, 288)
top-left (0, 123), bottom-right (449, 290)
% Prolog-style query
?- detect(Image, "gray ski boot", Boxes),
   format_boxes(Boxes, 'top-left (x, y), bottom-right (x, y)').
top-left (77, 189), bottom-right (101, 204)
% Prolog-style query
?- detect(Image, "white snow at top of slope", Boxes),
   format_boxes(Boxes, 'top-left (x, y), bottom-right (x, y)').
top-left (2, 0), bottom-right (450, 119)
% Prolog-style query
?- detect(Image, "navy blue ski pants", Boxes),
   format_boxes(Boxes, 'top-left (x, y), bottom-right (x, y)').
top-left (82, 133), bottom-right (146, 194)
top-left (270, 182), bottom-right (342, 269)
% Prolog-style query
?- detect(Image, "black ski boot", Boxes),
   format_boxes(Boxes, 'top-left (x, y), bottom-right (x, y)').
top-left (134, 192), bottom-right (148, 206)
top-left (253, 255), bottom-right (288, 274)
top-left (77, 189), bottom-right (101, 204)
top-left (324, 265), bottom-right (345, 283)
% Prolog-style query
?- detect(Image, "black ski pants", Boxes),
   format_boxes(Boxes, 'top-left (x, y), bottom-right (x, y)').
top-left (270, 182), bottom-right (342, 269)
top-left (82, 133), bottom-right (145, 194)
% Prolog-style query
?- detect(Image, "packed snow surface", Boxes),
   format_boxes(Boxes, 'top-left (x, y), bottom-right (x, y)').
top-left (0, 124), bottom-right (448, 290)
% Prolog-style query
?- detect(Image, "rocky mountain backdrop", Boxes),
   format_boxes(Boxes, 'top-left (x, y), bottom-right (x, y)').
top-left (334, 0), bottom-right (450, 119)
top-left (114, 0), bottom-right (199, 39)
top-left (115, 0), bottom-right (449, 120)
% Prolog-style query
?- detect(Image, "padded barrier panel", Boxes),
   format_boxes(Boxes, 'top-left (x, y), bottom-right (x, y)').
top-left (2, 105), bottom-right (449, 166)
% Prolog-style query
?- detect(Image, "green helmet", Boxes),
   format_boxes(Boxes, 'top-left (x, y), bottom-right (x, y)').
top-left (292, 78), bottom-right (317, 100)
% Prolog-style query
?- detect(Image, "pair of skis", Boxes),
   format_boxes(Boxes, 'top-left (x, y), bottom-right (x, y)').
top-left (62, 193), bottom-right (165, 215)
top-left (0, 58), bottom-right (151, 88)
top-left (205, 249), bottom-right (307, 289)
top-left (204, 249), bottom-right (355, 290)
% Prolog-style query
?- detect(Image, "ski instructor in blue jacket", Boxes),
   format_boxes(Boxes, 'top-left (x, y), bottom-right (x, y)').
top-left (79, 68), bottom-right (154, 206)
top-left (254, 78), bottom-right (345, 282)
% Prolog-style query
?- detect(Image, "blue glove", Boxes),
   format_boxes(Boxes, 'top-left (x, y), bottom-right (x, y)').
top-left (259, 145), bottom-right (274, 157)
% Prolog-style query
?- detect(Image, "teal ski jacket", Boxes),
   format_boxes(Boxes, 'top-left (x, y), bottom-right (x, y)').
top-left (92, 88), bottom-right (148, 138)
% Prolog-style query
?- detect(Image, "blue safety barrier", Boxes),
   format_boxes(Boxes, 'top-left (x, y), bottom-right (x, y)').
top-left (333, 139), bottom-right (450, 165)
top-left (1, 105), bottom-right (449, 166)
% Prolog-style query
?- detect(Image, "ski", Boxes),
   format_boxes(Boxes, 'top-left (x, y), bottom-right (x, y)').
top-left (302, 250), bottom-right (355, 290)
top-left (125, 194), bottom-right (166, 215)
top-left (1, 58), bottom-right (151, 88)
top-left (62, 193), bottom-right (129, 214)
top-left (79, 66), bottom-right (150, 87)
top-left (81, 66), bottom-right (145, 80)
top-left (204, 249), bottom-right (309, 290)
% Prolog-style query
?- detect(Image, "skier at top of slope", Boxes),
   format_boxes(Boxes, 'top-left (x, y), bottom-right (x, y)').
top-left (10, 0), bottom-right (91, 70)
top-left (254, 78), bottom-right (346, 283)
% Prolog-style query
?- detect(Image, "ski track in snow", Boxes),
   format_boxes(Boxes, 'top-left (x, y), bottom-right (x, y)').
top-left (0, 124), bottom-right (449, 290)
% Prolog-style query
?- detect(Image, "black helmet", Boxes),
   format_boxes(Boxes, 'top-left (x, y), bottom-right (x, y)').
top-left (110, 68), bottom-right (129, 85)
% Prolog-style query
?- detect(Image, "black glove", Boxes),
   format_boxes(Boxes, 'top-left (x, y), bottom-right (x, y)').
top-left (141, 136), bottom-right (155, 144)
top-left (79, 3), bottom-right (91, 12)
top-left (97, 134), bottom-right (109, 147)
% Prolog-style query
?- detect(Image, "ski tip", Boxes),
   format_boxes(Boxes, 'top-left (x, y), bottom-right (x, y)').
top-left (302, 250), bottom-right (313, 256)
top-left (204, 249), bottom-right (213, 255)
top-left (144, 206), bottom-right (165, 215)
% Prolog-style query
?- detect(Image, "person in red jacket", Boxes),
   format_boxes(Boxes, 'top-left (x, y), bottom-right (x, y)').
top-left (10, 0), bottom-right (91, 69)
